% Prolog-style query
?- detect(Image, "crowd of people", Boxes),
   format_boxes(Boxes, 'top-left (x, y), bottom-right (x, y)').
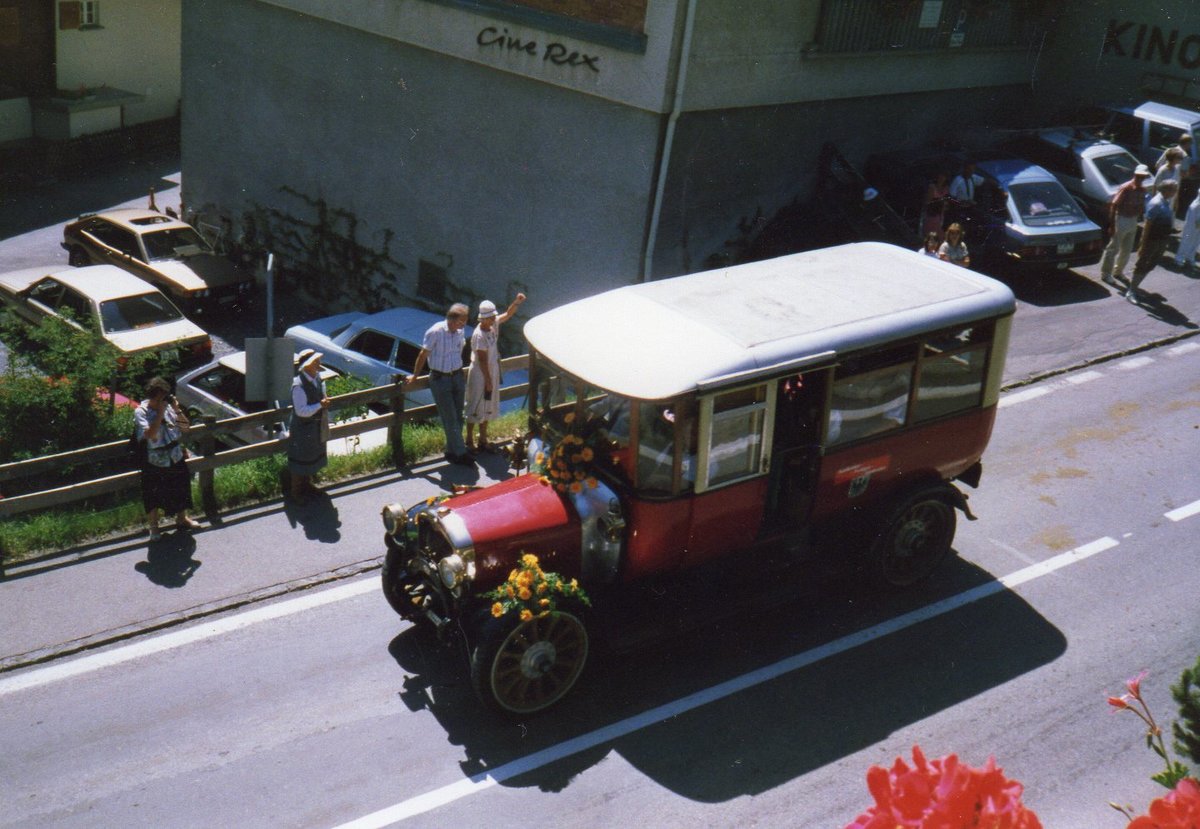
top-left (1100, 130), bottom-right (1197, 305)
top-left (133, 293), bottom-right (528, 539)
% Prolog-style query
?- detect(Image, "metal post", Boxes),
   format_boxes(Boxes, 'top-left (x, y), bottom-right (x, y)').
top-left (265, 252), bottom-right (275, 337)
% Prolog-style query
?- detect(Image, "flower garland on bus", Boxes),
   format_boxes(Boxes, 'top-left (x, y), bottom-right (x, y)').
top-left (530, 410), bottom-right (617, 495)
top-left (484, 553), bottom-right (591, 622)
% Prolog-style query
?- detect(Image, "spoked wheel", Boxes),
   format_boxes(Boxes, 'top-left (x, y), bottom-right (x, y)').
top-left (871, 489), bottom-right (957, 588)
top-left (381, 543), bottom-right (414, 618)
top-left (470, 610), bottom-right (589, 715)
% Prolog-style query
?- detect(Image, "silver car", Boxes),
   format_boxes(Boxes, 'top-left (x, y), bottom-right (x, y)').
top-left (175, 351), bottom-right (342, 447)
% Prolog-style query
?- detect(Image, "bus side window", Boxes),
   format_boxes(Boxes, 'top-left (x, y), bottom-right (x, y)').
top-left (913, 324), bottom-right (992, 422)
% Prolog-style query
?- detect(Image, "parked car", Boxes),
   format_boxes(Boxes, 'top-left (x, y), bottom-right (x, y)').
top-left (284, 307), bottom-right (529, 411)
top-left (176, 350), bottom-right (387, 449)
top-left (62, 208), bottom-right (255, 313)
top-left (1098, 100), bottom-right (1200, 167)
top-left (0, 264), bottom-right (211, 369)
top-left (378, 242), bottom-right (1017, 714)
top-left (866, 149), bottom-right (1105, 271)
top-left (998, 130), bottom-right (1141, 222)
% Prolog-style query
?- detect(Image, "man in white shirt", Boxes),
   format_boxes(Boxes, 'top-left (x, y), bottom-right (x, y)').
top-left (407, 303), bottom-right (472, 464)
top-left (949, 161), bottom-right (985, 205)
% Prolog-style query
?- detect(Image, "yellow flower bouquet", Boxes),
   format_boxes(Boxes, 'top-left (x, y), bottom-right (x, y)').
top-left (484, 553), bottom-right (591, 621)
top-left (529, 410), bottom-right (616, 495)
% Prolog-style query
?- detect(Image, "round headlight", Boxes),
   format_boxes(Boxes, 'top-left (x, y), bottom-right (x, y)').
top-left (381, 503), bottom-right (407, 535)
top-left (438, 554), bottom-right (465, 589)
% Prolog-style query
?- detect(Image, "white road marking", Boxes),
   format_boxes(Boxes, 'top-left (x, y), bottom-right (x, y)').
top-left (331, 537), bottom-right (1120, 829)
top-left (1166, 499), bottom-right (1200, 522)
top-left (0, 578), bottom-right (379, 697)
top-left (1065, 370), bottom-right (1104, 385)
top-left (1113, 356), bottom-right (1155, 370)
top-left (999, 386), bottom-right (1051, 408)
top-left (1167, 342), bottom-right (1200, 357)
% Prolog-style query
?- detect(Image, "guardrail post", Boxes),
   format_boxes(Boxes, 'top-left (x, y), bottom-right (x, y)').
top-left (388, 380), bottom-right (406, 466)
top-left (197, 415), bottom-right (219, 521)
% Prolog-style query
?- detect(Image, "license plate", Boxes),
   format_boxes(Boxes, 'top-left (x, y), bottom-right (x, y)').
top-left (1056, 242), bottom-right (1074, 254)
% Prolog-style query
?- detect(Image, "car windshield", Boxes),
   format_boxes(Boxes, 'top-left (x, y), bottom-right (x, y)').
top-left (141, 227), bottom-right (212, 260)
top-left (1009, 181), bottom-right (1086, 226)
top-left (1092, 151), bottom-right (1139, 188)
top-left (98, 292), bottom-right (185, 333)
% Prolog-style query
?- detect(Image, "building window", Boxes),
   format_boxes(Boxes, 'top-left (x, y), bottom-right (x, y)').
top-left (814, 0), bottom-right (1043, 54)
top-left (81, 1), bottom-right (99, 28)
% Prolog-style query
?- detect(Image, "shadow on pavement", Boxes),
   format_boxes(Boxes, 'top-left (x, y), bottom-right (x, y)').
top-left (1000, 265), bottom-right (1110, 308)
top-left (282, 490), bottom-right (342, 542)
top-left (0, 147), bottom-right (183, 240)
top-left (385, 554), bottom-right (1066, 799)
top-left (133, 531), bottom-right (201, 587)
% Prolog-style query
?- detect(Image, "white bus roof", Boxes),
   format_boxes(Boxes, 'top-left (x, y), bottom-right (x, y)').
top-left (524, 242), bottom-right (1016, 400)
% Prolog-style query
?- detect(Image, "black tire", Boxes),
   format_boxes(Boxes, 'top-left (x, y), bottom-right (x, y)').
top-left (470, 608), bottom-right (589, 716)
top-left (381, 543), bottom-right (412, 617)
top-left (68, 247), bottom-right (90, 267)
top-left (869, 487), bottom-right (957, 588)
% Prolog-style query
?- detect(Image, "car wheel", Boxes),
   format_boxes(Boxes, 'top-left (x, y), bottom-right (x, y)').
top-left (381, 543), bottom-right (415, 618)
top-left (68, 247), bottom-right (90, 267)
top-left (869, 486), bottom-right (957, 588)
top-left (470, 606), bottom-right (589, 716)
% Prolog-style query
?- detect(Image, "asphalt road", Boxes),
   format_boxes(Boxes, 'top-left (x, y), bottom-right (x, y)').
top-left (1, 344), bottom-right (1198, 827)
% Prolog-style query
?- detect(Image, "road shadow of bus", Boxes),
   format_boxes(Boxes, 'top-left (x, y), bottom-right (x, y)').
top-left (386, 552), bottom-right (1066, 799)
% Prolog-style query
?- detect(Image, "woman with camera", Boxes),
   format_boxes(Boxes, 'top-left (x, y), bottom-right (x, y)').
top-left (135, 376), bottom-right (201, 540)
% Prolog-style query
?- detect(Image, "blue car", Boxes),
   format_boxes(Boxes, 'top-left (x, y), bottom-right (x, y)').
top-left (284, 307), bottom-right (528, 411)
top-left (866, 150), bottom-right (1106, 272)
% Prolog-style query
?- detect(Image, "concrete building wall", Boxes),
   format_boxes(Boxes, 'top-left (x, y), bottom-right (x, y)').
top-left (55, 0), bottom-right (180, 124)
top-left (1034, 1), bottom-right (1200, 117)
top-left (183, 0), bottom-right (662, 312)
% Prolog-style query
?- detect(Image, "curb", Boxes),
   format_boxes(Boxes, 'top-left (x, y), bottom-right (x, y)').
top-left (4, 330), bottom-right (1198, 674)
top-left (0, 557), bottom-right (383, 674)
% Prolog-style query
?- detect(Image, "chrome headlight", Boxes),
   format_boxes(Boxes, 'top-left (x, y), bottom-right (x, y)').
top-left (438, 554), bottom-right (466, 589)
top-left (381, 502), bottom-right (407, 536)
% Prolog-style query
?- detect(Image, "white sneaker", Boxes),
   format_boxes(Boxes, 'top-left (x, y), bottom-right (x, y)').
top-left (1126, 288), bottom-right (1140, 304)
top-left (1101, 274), bottom-right (1118, 287)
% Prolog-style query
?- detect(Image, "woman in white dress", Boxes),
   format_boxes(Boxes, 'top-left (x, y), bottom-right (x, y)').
top-left (1177, 190), bottom-right (1200, 270)
top-left (465, 292), bottom-right (526, 452)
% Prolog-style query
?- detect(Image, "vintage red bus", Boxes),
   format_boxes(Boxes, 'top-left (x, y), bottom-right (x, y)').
top-left (380, 242), bottom-right (1016, 714)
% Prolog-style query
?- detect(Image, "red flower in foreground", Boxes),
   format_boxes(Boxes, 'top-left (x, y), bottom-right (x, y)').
top-left (845, 745), bottom-right (1042, 829)
top-left (1127, 778), bottom-right (1200, 829)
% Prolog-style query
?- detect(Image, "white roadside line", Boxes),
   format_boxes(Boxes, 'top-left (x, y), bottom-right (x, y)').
top-left (0, 578), bottom-right (378, 697)
top-left (998, 386), bottom-right (1052, 408)
top-left (331, 536), bottom-right (1120, 829)
top-left (1166, 499), bottom-right (1200, 522)
top-left (1167, 342), bottom-right (1200, 357)
top-left (999, 370), bottom-right (1103, 409)
top-left (1113, 355), bottom-right (1155, 370)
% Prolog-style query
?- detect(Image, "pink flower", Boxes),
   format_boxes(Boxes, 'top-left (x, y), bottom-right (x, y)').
top-left (1127, 777), bottom-right (1200, 829)
top-left (1109, 694), bottom-right (1134, 711)
top-left (845, 746), bottom-right (1042, 829)
top-left (1127, 670), bottom-right (1149, 702)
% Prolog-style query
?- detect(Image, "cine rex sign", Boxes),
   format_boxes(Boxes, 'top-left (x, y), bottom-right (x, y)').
top-left (477, 26), bottom-right (602, 73)
top-left (1104, 18), bottom-right (1200, 70)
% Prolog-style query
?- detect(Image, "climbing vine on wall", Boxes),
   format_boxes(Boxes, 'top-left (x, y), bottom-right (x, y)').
top-left (243, 187), bottom-right (407, 312)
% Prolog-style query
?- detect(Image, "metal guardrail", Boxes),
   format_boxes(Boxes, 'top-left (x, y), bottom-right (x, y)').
top-left (0, 355), bottom-right (530, 520)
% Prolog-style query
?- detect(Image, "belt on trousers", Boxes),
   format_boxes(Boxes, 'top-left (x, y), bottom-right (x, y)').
top-left (429, 369), bottom-right (458, 378)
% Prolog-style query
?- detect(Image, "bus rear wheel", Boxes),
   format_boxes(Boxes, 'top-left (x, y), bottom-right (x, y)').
top-left (870, 487), bottom-right (957, 588)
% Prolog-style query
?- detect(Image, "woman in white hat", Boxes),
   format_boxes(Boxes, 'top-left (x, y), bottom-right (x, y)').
top-left (288, 350), bottom-right (330, 498)
top-left (465, 293), bottom-right (525, 452)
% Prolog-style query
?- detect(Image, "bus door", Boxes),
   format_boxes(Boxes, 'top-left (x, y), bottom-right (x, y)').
top-left (765, 369), bottom-right (829, 532)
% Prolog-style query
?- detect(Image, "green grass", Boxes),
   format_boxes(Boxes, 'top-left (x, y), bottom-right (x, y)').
top-left (0, 410), bottom-right (528, 563)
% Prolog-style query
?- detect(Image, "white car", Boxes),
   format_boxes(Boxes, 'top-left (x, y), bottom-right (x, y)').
top-left (285, 307), bottom-right (529, 412)
top-left (0, 264), bottom-right (211, 369)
